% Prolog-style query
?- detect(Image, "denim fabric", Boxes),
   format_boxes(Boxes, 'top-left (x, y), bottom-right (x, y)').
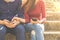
top-left (0, 24), bottom-right (25, 40)
top-left (25, 23), bottom-right (44, 40)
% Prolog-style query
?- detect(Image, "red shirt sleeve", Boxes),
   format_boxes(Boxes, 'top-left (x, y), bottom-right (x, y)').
top-left (24, 13), bottom-right (30, 23)
top-left (40, 1), bottom-right (46, 18)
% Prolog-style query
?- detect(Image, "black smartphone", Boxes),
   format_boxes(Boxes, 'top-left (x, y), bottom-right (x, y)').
top-left (32, 18), bottom-right (37, 21)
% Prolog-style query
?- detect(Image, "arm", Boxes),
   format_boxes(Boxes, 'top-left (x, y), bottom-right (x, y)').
top-left (16, 13), bottom-right (30, 24)
top-left (16, 0), bottom-right (24, 18)
top-left (0, 20), bottom-right (5, 25)
top-left (30, 1), bottom-right (46, 24)
top-left (24, 13), bottom-right (30, 23)
top-left (12, 13), bottom-right (30, 24)
top-left (31, 0), bottom-right (46, 24)
top-left (12, 0), bottom-right (24, 24)
top-left (39, 1), bottom-right (46, 24)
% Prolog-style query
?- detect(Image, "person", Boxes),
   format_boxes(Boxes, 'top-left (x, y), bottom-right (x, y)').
top-left (21, 0), bottom-right (46, 40)
top-left (0, 0), bottom-right (25, 40)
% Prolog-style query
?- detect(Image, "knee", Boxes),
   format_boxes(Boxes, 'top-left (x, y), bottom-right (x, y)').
top-left (25, 23), bottom-right (33, 32)
top-left (16, 24), bottom-right (25, 32)
top-left (31, 30), bottom-right (35, 36)
top-left (34, 24), bottom-right (45, 33)
top-left (36, 24), bottom-right (44, 32)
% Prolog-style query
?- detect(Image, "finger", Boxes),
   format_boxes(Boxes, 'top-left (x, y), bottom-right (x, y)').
top-left (3, 19), bottom-right (10, 22)
top-left (12, 17), bottom-right (20, 21)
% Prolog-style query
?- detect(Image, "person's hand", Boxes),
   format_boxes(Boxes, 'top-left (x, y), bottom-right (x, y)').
top-left (0, 20), bottom-right (5, 25)
top-left (12, 17), bottom-right (25, 24)
top-left (12, 17), bottom-right (20, 22)
top-left (30, 19), bottom-right (42, 24)
top-left (30, 19), bottom-right (38, 24)
top-left (5, 23), bottom-right (16, 28)
top-left (11, 19), bottom-right (20, 26)
top-left (19, 18), bottom-right (25, 23)
top-left (3, 19), bottom-right (10, 25)
top-left (12, 17), bottom-right (21, 25)
top-left (3, 19), bottom-right (16, 28)
top-left (0, 19), bottom-right (10, 25)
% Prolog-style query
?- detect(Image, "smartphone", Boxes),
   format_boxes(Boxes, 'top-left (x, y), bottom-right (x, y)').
top-left (32, 18), bottom-right (37, 21)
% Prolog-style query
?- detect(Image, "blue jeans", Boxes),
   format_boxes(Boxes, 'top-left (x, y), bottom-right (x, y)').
top-left (25, 23), bottom-right (44, 40)
top-left (0, 24), bottom-right (25, 40)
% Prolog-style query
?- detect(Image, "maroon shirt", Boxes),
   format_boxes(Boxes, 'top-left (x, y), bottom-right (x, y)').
top-left (24, 0), bottom-right (46, 23)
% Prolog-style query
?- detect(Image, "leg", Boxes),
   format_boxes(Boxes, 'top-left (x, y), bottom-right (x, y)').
top-left (31, 30), bottom-right (36, 40)
top-left (14, 24), bottom-right (25, 40)
top-left (25, 23), bottom-right (36, 40)
top-left (25, 23), bottom-right (44, 40)
top-left (33, 24), bottom-right (44, 40)
top-left (0, 25), bottom-right (7, 40)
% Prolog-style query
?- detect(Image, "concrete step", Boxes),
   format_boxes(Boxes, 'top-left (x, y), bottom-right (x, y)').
top-left (44, 31), bottom-right (60, 40)
top-left (45, 0), bottom-right (60, 12)
top-left (5, 31), bottom-right (60, 40)
top-left (44, 34), bottom-right (60, 40)
top-left (45, 21), bottom-right (60, 31)
top-left (46, 13), bottom-right (60, 21)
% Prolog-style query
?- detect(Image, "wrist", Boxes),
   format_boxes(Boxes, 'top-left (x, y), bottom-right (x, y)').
top-left (0, 20), bottom-right (4, 25)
